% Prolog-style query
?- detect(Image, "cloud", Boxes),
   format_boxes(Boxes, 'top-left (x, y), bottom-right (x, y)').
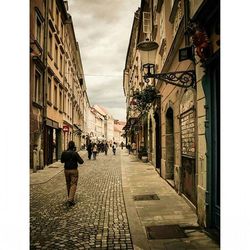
top-left (68, 0), bottom-right (140, 120)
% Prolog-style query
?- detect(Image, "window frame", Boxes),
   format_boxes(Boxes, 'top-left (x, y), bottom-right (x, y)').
top-left (34, 69), bottom-right (43, 105)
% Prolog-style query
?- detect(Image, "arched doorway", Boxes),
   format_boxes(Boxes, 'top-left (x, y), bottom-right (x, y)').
top-left (165, 107), bottom-right (174, 180)
top-left (154, 112), bottom-right (161, 171)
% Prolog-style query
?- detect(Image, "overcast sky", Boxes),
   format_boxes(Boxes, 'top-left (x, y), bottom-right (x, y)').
top-left (67, 0), bottom-right (140, 121)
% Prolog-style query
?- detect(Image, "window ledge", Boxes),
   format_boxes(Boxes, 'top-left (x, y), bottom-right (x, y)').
top-left (54, 62), bottom-right (59, 69)
top-left (32, 101), bottom-right (43, 109)
top-left (53, 106), bottom-right (58, 110)
top-left (47, 100), bottom-right (52, 106)
top-left (48, 52), bottom-right (53, 60)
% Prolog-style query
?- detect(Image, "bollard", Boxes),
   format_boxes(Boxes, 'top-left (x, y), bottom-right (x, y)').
top-left (39, 149), bottom-right (44, 169)
top-left (33, 150), bottom-right (38, 173)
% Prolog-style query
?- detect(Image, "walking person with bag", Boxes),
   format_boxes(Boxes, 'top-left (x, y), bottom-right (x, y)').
top-left (61, 141), bottom-right (84, 207)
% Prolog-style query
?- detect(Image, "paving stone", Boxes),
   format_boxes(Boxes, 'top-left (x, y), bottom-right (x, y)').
top-left (30, 151), bottom-right (133, 249)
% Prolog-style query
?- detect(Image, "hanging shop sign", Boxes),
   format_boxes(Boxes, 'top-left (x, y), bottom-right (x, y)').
top-left (63, 125), bottom-right (69, 133)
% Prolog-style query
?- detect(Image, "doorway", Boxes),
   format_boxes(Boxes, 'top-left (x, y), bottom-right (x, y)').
top-left (165, 108), bottom-right (174, 180)
top-left (154, 112), bottom-right (161, 171)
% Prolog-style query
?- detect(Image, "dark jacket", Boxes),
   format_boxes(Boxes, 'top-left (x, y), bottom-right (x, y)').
top-left (61, 150), bottom-right (84, 169)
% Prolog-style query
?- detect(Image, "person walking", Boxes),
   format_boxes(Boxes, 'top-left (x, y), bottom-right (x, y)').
top-left (127, 143), bottom-right (131, 154)
top-left (104, 142), bottom-right (109, 155)
top-left (132, 142), bottom-right (136, 155)
top-left (92, 143), bottom-right (98, 160)
top-left (86, 141), bottom-right (93, 160)
top-left (112, 142), bottom-right (117, 155)
top-left (61, 141), bottom-right (84, 206)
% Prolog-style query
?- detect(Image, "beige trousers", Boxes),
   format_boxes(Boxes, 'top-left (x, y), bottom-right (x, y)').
top-left (64, 169), bottom-right (79, 202)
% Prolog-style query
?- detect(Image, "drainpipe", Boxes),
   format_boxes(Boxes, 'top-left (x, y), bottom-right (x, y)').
top-left (184, 0), bottom-right (190, 46)
top-left (42, 0), bottom-right (49, 166)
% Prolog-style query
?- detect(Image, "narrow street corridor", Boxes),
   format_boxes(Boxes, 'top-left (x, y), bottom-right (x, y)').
top-left (30, 149), bottom-right (219, 250)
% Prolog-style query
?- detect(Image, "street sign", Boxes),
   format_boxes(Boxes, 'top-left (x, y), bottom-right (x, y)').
top-left (63, 125), bottom-right (69, 132)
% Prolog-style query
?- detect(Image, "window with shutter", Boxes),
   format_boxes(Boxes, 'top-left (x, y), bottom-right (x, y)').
top-left (143, 12), bottom-right (151, 34)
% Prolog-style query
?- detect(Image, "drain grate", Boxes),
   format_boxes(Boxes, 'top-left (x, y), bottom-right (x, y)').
top-left (133, 194), bottom-right (160, 201)
top-left (146, 225), bottom-right (187, 239)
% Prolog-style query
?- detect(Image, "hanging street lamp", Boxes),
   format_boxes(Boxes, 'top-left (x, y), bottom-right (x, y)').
top-left (137, 40), bottom-right (196, 88)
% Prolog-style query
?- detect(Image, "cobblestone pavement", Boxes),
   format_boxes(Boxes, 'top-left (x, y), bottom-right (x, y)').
top-left (30, 150), bottom-right (133, 250)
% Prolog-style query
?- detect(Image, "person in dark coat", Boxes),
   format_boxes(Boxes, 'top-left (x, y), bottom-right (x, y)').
top-left (61, 141), bottom-right (84, 206)
top-left (86, 141), bottom-right (93, 160)
top-left (104, 142), bottom-right (109, 155)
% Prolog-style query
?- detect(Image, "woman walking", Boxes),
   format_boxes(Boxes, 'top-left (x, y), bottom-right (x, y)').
top-left (92, 143), bottom-right (98, 160)
top-left (61, 141), bottom-right (84, 206)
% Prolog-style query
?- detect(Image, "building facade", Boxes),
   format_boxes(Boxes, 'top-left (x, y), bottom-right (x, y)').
top-left (30, 0), bottom-right (88, 169)
top-left (124, 0), bottom-right (220, 236)
top-left (30, 0), bottom-right (46, 170)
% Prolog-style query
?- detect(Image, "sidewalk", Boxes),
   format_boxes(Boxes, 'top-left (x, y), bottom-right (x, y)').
top-left (121, 151), bottom-right (220, 250)
top-left (30, 150), bottom-right (87, 185)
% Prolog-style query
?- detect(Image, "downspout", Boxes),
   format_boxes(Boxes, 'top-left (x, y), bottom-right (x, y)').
top-left (42, 0), bottom-right (49, 165)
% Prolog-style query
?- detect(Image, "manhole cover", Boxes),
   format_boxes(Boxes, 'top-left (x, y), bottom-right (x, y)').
top-left (146, 225), bottom-right (187, 239)
top-left (133, 194), bottom-right (160, 201)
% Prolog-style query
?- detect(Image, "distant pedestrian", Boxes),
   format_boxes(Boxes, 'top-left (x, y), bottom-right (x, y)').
top-left (127, 143), bottom-right (131, 154)
top-left (121, 142), bottom-right (124, 150)
top-left (86, 141), bottom-right (93, 160)
top-left (132, 142), bottom-right (136, 155)
top-left (112, 142), bottom-right (117, 155)
top-left (92, 143), bottom-right (98, 160)
top-left (61, 141), bottom-right (84, 207)
top-left (104, 142), bottom-right (109, 155)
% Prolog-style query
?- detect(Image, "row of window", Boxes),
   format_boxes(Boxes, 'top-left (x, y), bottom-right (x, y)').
top-left (49, 0), bottom-right (63, 39)
top-left (48, 30), bottom-right (63, 73)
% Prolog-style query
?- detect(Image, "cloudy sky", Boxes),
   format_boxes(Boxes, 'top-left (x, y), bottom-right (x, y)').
top-left (67, 0), bottom-right (141, 121)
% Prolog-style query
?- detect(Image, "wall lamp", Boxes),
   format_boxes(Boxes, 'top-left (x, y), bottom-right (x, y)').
top-left (137, 40), bottom-right (196, 88)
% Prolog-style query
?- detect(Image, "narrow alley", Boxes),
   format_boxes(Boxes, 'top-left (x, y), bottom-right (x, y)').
top-left (30, 148), bottom-right (219, 250)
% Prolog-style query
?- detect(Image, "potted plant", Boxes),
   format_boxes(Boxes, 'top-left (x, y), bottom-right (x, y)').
top-left (138, 146), bottom-right (148, 162)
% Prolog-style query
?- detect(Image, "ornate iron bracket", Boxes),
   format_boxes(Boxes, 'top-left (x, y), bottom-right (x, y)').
top-left (144, 70), bottom-right (196, 88)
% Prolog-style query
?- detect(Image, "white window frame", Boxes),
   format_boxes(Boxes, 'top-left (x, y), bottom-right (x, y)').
top-left (143, 12), bottom-right (151, 35)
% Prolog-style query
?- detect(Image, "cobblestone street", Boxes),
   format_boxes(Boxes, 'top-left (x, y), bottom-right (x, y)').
top-left (30, 150), bottom-right (133, 250)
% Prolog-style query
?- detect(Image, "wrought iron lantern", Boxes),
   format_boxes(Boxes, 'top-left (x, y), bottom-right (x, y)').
top-left (137, 40), bottom-right (196, 88)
